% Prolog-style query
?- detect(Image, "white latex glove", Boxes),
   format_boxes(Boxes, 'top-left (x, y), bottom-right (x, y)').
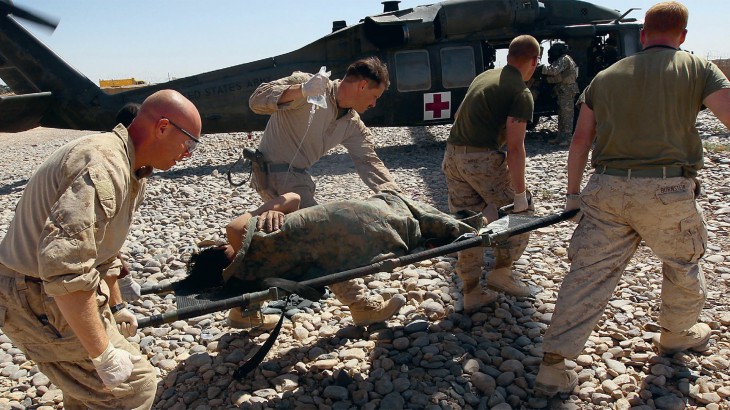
top-left (301, 69), bottom-right (330, 98)
top-left (118, 275), bottom-right (141, 302)
top-left (513, 191), bottom-right (529, 213)
top-left (565, 194), bottom-right (582, 222)
top-left (113, 308), bottom-right (139, 338)
top-left (90, 342), bottom-right (141, 389)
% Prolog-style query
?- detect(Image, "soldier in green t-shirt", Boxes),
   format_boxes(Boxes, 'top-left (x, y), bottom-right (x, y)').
top-left (441, 35), bottom-right (541, 312)
top-left (535, 1), bottom-right (730, 397)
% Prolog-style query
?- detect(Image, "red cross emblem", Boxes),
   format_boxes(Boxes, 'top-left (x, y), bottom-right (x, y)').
top-left (424, 92), bottom-right (452, 121)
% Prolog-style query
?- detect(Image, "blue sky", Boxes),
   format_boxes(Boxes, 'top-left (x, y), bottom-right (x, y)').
top-left (7, 0), bottom-right (730, 85)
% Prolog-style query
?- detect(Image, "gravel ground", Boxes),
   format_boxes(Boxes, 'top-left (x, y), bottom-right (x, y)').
top-left (0, 113), bottom-right (729, 410)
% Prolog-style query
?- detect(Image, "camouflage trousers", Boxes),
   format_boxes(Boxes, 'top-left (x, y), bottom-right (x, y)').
top-left (556, 90), bottom-right (576, 139)
top-left (251, 164), bottom-right (318, 208)
top-left (0, 265), bottom-right (157, 410)
top-left (441, 144), bottom-right (531, 292)
top-left (543, 174), bottom-right (707, 359)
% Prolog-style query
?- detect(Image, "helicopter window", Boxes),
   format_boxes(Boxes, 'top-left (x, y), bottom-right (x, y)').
top-left (441, 46), bottom-right (476, 89)
top-left (395, 50), bottom-right (431, 92)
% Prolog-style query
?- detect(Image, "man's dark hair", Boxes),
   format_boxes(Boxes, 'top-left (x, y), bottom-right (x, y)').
top-left (344, 56), bottom-right (390, 89)
top-left (175, 246), bottom-right (230, 292)
top-left (116, 102), bottom-right (142, 127)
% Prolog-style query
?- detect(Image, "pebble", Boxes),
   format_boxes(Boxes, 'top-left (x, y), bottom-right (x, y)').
top-left (0, 115), bottom-right (728, 408)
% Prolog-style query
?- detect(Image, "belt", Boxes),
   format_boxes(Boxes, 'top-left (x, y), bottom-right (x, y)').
top-left (447, 143), bottom-right (498, 154)
top-left (597, 166), bottom-right (684, 178)
top-left (265, 163), bottom-right (307, 174)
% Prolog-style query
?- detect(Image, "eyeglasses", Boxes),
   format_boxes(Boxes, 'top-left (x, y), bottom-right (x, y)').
top-left (162, 116), bottom-right (200, 153)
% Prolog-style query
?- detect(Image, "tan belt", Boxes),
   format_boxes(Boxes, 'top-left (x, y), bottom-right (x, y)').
top-left (597, 166), bottom-right (684, 179)
top-left (446, 143), bottom-right (498, 154)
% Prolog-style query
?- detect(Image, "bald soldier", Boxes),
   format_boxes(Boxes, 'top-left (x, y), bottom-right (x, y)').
top-left (0, 90), bottom-right (202, 409)
top-left (442, 35), bottom-right (541, 310)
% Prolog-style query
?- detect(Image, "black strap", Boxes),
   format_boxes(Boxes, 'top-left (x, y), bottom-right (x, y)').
top-left (232, 309), bottom-right (285, 380)
top-left (226, 148), bottom-right (252, 187)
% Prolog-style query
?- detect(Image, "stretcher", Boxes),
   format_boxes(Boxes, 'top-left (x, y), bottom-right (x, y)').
top-left (136, 208), bottom-right (577, 329)
top-left (136, 208), bottom-right (577, 378)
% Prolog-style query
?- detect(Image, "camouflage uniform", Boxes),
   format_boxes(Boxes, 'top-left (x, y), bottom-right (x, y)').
top-left (542, 54), bottom-right (579, 142)
top-left (542, 48), bottom-right (730, 360)
top-left (442, 65), bottom-right (534, 294)
top-left (222, 192), bottom-right (475, 307)
top-left (0, 126), bottom-right (156, 409)
top-left (249, 72), bottom-right (399, 207)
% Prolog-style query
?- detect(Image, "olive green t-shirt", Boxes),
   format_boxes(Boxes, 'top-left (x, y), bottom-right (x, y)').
top-left (583, 47), bottom-right (730, 176)
top-left (448, 65), bottom-right (534, 149)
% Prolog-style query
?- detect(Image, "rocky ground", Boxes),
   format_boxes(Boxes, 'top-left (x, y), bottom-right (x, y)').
top-left (0, 113), bottom-right (729, 410)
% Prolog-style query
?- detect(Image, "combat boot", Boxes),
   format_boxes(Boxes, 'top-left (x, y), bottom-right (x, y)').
top-left (227, 307), bottom-right (279, 330)
top-left (487, 267), bottom-right (532, 297)
top-left (534, 353), bottom-right (578, 397)
top-left (652, 323), bottom-right (711, 355)
top-left (463, 287), bottom-right (499, 312)
top-left (349, 294), bottom-right (406, 326)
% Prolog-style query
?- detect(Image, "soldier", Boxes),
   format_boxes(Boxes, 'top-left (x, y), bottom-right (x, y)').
top-left (0, 90), bottom-right (202, 409)
top-left (534, 2), bottom-right (730, 397)
top-left (542, 42), bottom-right (579, 146)
top-left (182, 191), bottom-right (482, 328)
top-left (442, 35), bottom-right (540, 311)
top-left (248, 56), bottom-right (400, 208)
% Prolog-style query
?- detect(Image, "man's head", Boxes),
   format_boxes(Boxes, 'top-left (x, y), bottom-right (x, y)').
top-left (548, 42), bottom-right (568, 62)
top-left (337, 56), bottom-right (389, 113)
top-left (507, 35), bottom-right (541, 80)
top-left (641, 1), bottom-right (688, 48)
top-left (127, 89), bottom-right (202, 171)
top-left (115, 102), bottom-right (141, 128)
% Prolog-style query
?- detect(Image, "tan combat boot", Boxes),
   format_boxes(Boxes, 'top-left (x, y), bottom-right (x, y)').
top-left (652, 323), bottom-right (711, 355)
top-left (463, 287), bottom-right (499, 312)
top-left (349, 294), bottom-right (406, 327)
top-left (534, 353), bottom-right (578, 397)
top-left (487, 267), bottom-right (532, 297)
top-left (227, 307), bottom-right (279, 330)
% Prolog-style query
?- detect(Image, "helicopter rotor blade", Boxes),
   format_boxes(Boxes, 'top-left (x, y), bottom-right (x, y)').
top-left (0, 1), bottom-right (59, 31)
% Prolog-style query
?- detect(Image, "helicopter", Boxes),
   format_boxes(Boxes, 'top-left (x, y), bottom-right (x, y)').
top-left (0, 0), bottom-right (643, 134)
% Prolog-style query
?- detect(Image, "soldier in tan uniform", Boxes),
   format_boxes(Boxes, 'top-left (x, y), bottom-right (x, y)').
top-left (249, 57), bottom-right (400, 208)
top-left (542, 42), bottom-right (579, 146)
top-left (0, 90), bottom-right (202, 409)
top-left (534, 2), bottom-right (730, 397)
top-left (442, 35), bottom-right (541, 311)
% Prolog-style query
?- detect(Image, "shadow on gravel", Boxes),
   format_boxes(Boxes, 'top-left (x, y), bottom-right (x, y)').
top-left (0, 178), bottom-right (28, 195)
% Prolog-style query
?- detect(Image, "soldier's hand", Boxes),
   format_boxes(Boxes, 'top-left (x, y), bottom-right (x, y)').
top-left (301, 72), bottom-right (329, 98)
top-left (257, 210), bottom-right (285, 233)
top-left (90, 342), bottom-right (141, 389)
top-left (565, 194), bottom-right (582, 222)
top-left (117, 275), bottom-right (141, 302)
top-left (113, 307), bottom-right (139, 338)
top-left (513, 191), bottom-right (529, 213)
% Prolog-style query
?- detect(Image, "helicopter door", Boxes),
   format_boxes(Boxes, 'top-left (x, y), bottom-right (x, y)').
top-left (387, 44), bottom-right (478, 127)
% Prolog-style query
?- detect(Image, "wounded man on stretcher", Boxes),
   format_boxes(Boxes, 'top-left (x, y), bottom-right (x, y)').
top-left (178, 191), bottom-right (482, 328)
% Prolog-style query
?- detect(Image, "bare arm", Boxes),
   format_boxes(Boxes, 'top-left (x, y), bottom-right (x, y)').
top-left (505, 116), bottom-right (527, 194)
top-left (567, 104), bottom-right (597, 194)
top-left (704, 89), bottom-right (730, 129)
top-left (226, 193), bottom-right (301, 252)
top-left (54, 291), bottom-right (108, 358)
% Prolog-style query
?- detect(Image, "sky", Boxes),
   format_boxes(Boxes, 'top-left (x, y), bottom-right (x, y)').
top-left (6, 0), bottom-right (730, 86)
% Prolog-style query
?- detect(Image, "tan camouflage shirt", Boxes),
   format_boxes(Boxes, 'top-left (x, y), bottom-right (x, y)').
top-left (0, 125), bottom-right (147, 297)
